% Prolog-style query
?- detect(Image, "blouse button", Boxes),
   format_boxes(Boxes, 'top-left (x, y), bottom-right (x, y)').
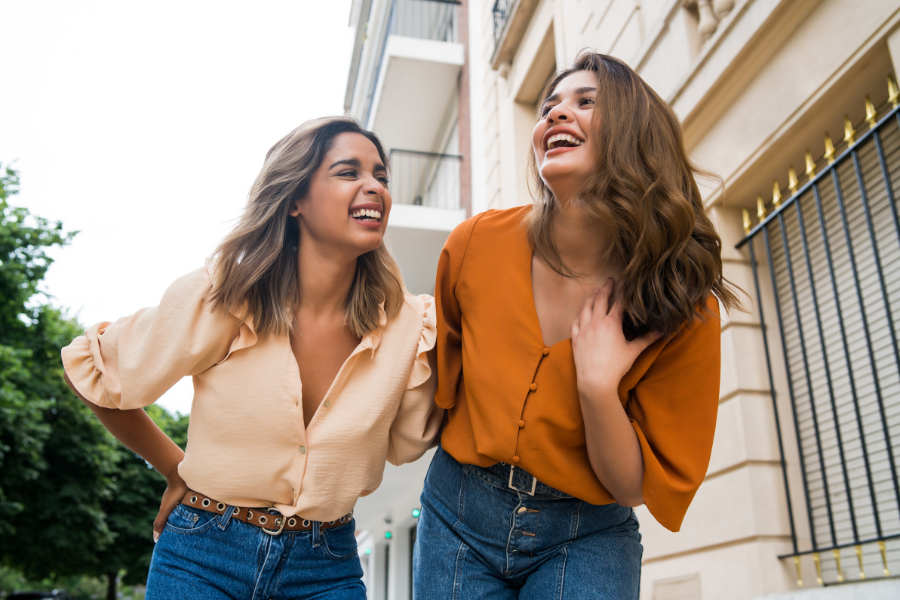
top-left (512, 456), bottom-right (520, 463)
top-left (299, 446), bottom-right (307, 455)
top-left (542, 347), bottom-right (550, 356)
top-left (529, 383), bottom-right (537, 391)
top-left (324, 401), bottom-right (331, 408)
top-left (517, 420), bottom-right (525, 428)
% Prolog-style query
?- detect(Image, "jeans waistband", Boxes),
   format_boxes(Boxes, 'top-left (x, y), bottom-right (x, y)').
top-left (474, 461), bottom-right (573, 499)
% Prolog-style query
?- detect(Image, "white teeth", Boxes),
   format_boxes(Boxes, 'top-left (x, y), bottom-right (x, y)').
top-left (547, 133), bottom-right (584, 149)
top-left (351, 208), bottom-right (382, 220)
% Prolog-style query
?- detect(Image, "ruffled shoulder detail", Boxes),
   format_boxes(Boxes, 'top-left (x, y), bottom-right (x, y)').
top-left (406, 294), bottom-right (436, 390)
top-left (205, 257), bottom-right (258, 364)
top-left (61, 323), bottom-right (116, 408)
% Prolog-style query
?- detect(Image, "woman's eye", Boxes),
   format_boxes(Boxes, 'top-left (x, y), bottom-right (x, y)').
top-left (579, 97), bottom-right (595, 107)
top-left (337, 170), bottom-right (357, 177)
top-left (540, 105), bottom-right (552, 117)
top-left (377, 177), bottom-right (390, 185)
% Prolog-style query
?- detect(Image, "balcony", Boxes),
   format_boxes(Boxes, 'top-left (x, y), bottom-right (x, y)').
top-left (365, 0), bottom-right (464, 154)
top-left (386, 150), bottom-right (466, 294)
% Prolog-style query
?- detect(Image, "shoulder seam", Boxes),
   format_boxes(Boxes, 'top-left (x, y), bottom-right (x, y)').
top-left (455, 211), bottom-right (491, 302)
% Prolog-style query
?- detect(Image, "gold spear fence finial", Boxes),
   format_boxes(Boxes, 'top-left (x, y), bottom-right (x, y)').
top-left (889, 74), bottom-right (899, 108)
top-left (866, 96), bottom-right (878, 128)
top-left (742, 208), bottom-right (751, 234)
top-left (855, 545), bottom-right (866, 580)
top-left (788, 166), bottom-right (799, 195)
top-left (825, 133), bottom-right (836, 164)
top-left (844, 115), bottom-right (856, 146)
top-left (757, 195), bottom-right (767, 222)
top-left (833, 548), bottom-right (845, 583)
top-left (805, 150), bottom-right (817, 180)
top-left (772, 180), bottom-right (783, 208)
top-left (878, 540), bottom-right (891, 576)
top-left (813, 553), bottom-right (824, 586)
top-left (793, 556), bottom-right (803, 587)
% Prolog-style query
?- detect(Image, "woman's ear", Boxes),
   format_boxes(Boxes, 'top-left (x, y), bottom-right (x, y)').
top-left (288, 198), bottom-right (302, 218)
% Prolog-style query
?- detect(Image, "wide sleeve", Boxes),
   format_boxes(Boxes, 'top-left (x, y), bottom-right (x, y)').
top-left (60, 266), bottom-right (242, 410)
top-left (626, 295), bottom-right (721, 532)
top-left (434, 214), bottom-right (482, 409)
top-left (386, 295), bottom-right (443, 466)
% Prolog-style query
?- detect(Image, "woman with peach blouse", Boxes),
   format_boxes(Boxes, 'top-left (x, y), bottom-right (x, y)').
top-left (413, 52), bottom-right (742, 599)
top-left (61, 117), bottom-right (442, 599)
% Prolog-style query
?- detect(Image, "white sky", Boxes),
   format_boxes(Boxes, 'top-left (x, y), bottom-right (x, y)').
top-left (1, 1), bottom-right (354, 415)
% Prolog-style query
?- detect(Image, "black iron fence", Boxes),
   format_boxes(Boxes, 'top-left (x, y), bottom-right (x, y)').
top-left (492, 0), bottom-right (513, 46)
top-left (389, 149), bottom-right (461, 210)
top-left (738, 81), bottom-right (900, 586)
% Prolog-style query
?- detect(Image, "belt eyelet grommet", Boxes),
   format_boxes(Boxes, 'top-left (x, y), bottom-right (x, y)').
top-left (275, 519), bottom-right (282, 527)
top-left (233, 507), bottom-right (240, 515)
top-left (216, 503), bottom-right (225, 511)
top-left (302, 519), bottom-right (310, 527)
top-left (288, 518), bottom-right (297, 527)
top-left (201, 498), bottom-right (211, 508)
top-left (340, 516), bottom-right (346, 523)
top-left (259, 516), bottom-right (268, 525)
top-left (329, 521), bottom-right (335, 525)
top-left (247, 510), bottom-right (254, 521)
top-left (190, 495), bottom-right (197, 504)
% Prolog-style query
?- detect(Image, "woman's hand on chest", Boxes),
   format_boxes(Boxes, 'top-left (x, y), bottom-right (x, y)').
top-left (570, 278), bottom-right (660, 400)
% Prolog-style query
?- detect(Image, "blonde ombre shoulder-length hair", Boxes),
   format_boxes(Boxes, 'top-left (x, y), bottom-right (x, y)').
top-left (207, 116), bottom-right (406, 338)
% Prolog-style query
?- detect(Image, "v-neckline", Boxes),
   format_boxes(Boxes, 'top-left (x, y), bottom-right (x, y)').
top-left (527, 244), bottom-right (572, 350)
top-left (293, 335), bottom-right (369, 434)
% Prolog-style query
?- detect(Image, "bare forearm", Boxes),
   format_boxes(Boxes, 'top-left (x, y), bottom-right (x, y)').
top-left (579, 386), bottom-right (644, 507)
top-left (64, 373), bottom-right (184, 479)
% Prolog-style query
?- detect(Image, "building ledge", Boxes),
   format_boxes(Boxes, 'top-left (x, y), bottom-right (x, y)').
top-left (755, 579), bottom-right (900, 600)
top-left (490, 0), bottom-right (541, 71)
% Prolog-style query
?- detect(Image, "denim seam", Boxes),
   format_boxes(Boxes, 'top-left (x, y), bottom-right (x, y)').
top-left (555, 544), bottom-right (568, 600)
top-left (164, 513), bottom-right (220, 536)
top-left (267, 535), bottom-right (291, 599)
top-left (453, 468), bottom-right (468, 532)
top-left (251, 535), bottom-right (274, 600)
top-left (451, 541), bottom-right (468, 600)
top-left (322, 529), bottom-right (360, 561)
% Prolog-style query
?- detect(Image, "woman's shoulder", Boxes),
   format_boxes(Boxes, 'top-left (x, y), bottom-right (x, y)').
top-left (445, 205), bottom-right (532, 255)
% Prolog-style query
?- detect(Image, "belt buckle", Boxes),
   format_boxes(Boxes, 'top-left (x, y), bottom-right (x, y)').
top-left (261, 508), bottom-right (287, 536)
top-left (508, 465), bottom-right (537, 496)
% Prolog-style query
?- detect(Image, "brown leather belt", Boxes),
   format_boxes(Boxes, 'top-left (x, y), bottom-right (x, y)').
top-left (181, 490), bottom-right (352, 536)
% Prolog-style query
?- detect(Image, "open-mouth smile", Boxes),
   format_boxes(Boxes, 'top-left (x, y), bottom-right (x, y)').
top-left (546, 133), bottom-right (584, 151)
top-left (350, 208), bottom-right (382, 222)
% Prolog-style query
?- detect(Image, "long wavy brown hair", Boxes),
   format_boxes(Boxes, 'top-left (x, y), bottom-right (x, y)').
top-left (527, 51), bottom-right (742, 338)
top-left (207, 117), bottom-right (406, 338)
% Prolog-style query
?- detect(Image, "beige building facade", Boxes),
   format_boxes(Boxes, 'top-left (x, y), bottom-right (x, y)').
top-left (344, 1), bottom-right (900, 598)
top-left (468, 1), bottom-right (900, 598)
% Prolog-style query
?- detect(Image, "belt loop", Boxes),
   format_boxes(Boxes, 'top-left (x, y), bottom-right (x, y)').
top-left (218, 505), bottom-right (234, 531)
top-left (312, 521), bottom-right (321, 547)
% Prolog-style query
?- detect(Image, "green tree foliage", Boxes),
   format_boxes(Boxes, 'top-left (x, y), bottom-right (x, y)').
top-left (0, 163), bottom-right (190, 597)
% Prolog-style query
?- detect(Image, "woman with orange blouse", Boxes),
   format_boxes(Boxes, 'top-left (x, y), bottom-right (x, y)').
top-left (413, 52), bottom-right (741, 599)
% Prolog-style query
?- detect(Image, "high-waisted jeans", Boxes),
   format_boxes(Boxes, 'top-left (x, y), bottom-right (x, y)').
top-left (145, 502), bottom-right (366, 600)
top-left (413, 445), bottom-right (642, 599)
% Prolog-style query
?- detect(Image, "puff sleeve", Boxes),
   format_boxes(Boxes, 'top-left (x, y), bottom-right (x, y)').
top-left (434, 214), bottom-right (483, 410)
top-left (625, 295), bottom-right (722, 532)
top-left (60, 266), bottom-right (241, 410)
top-left (386, 295), bottom-right (443, 466)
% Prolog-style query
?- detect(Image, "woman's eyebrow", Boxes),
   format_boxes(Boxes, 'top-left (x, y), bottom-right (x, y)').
top-left (543, 86), bottom-right (597, 107)
top-left (329, 158), bottom-right (362, 169)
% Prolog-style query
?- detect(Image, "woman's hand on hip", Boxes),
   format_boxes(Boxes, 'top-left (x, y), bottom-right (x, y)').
top-left (153, 468), bottom-right (188, 543)
top-left (570, 278), bottom-right (660, 398)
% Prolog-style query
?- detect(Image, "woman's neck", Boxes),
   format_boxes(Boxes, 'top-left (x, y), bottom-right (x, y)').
top-left (549, 199), bottom-right (619, 278)
top-left (295, 234), bottom-right (357, 319)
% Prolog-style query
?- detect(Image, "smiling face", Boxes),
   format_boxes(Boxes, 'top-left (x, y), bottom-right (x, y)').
top-left (532, 70), bottom-right (599, 202)
top-left (289, 131), bottom-right (392, 258)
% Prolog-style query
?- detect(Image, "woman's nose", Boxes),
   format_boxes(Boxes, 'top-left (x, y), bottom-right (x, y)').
top-left (547, 103), bottom-right (570, 123)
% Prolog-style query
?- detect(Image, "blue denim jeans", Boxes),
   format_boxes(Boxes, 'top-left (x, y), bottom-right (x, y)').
top-left (413, 445), bottom-right (642, 599)
top-left (145, 503), bottom-right (366, 600)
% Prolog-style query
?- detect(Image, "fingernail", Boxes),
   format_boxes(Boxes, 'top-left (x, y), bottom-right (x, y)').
top-left (153, 531), bottom-right (159, 544)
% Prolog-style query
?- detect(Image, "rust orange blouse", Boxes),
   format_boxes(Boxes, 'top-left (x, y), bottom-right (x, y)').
top-left (435, 206), bottom-right (721, 532)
